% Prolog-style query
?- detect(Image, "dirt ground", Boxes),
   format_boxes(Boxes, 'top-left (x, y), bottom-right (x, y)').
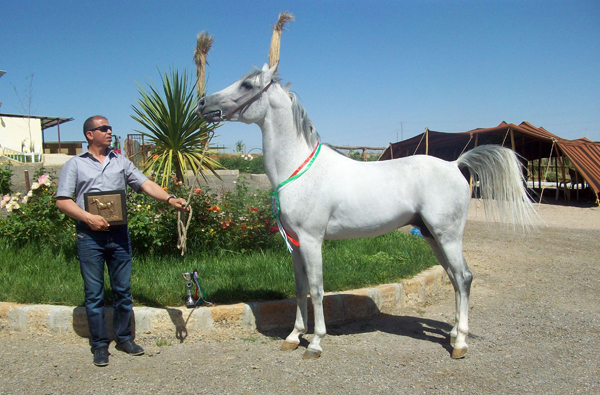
top-left (1, 178), bottom-right (599, 393)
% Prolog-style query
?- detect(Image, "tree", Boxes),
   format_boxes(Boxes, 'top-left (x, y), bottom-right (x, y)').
top-left (131, 68), bottom-right (220, 187)
top-left (11, 73), bottom-right (35, 153)
top-left (235, 140), bottom-right (246, 154)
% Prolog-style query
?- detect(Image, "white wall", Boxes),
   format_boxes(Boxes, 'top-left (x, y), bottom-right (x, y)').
top-left (0, 116), bottom-right (43, 153)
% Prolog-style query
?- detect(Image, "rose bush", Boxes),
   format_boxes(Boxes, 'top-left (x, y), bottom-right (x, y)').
top-left (0, 171), bottom-right (279, 256)
top-left (127, 176), bottom-right (279, 255)
top-left (0, 170), bottom-right (74, 247)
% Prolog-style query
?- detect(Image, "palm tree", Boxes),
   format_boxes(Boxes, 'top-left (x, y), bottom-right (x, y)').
top-left (131, 68), bottom-right (220, 187)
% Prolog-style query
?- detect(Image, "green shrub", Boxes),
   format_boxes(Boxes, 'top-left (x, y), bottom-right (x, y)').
top-left (126, 176), bottom-right (278, 255)
top-left (0, 171), bottom-right (74, 248)
top-left (0, 161), bottom-right (12, 195)
top-left (0, 169), bottom-right (279, 256)
top-left (217, 154), bottom-right (265, 173)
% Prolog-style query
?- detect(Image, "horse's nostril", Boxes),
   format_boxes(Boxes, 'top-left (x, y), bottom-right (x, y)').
top-left (199, 97), bottom-right (205, 107)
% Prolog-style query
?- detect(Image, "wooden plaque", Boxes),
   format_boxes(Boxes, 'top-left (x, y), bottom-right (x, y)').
top-left (84, 190), bottom-right (127, 225)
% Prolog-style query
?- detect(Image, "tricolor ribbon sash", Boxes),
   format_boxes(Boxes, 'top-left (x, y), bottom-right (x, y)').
top-left (271, 142), bottom-right (322, 252)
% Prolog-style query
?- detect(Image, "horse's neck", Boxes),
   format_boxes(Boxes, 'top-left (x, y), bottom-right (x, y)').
top-left (259, 108), bottom-right (315, 187)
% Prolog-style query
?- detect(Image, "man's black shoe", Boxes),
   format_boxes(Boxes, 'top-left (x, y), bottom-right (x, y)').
top-left (93, 346), bottom-right (109, 366)
top-left (116, 340), bottom-right (144, 356)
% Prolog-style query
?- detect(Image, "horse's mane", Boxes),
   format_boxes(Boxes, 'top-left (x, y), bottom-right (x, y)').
top-left (285, 87), bottom-right (321, 147)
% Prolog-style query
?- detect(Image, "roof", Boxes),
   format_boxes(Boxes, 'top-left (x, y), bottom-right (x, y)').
top-left (554, 138), bottom-right (600, 198)
top-left (380, 121), bottom-right (600, 202)
top-left (0, 113), bottom-right (74, 130)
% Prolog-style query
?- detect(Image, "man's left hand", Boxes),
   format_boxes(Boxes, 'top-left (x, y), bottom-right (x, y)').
top-left (169, 197), bottom-right (190, 212)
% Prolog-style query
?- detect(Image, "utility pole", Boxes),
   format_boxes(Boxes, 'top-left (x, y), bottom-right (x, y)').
top-left (401, 122), bottom-right (404, 141)
top-left (0, 70), bottom-right (5, 108)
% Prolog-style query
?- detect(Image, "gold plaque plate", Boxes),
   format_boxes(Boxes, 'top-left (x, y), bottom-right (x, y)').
top-left (84, 190), bottom-right (127, 225)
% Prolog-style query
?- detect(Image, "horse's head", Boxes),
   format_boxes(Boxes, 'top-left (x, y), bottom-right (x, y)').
top-left (198, 63), bottom-right (278, 124)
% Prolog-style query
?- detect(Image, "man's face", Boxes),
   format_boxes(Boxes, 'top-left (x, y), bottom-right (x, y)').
top-left (86, 118), bottom-right (113, 148)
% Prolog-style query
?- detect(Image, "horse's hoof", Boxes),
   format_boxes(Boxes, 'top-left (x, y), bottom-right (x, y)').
top-left (451, 347), bottom-right (468, 359)
top-left (281, 341), bottom-right (299, 351)
top-left (302, 349), bottom-right (321, 360)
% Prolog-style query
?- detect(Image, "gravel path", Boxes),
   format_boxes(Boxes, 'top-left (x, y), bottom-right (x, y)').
top-left (1, 202), bottom-right (599, 394)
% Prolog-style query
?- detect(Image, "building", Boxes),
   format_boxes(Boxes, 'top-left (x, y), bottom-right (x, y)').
top-left (0, 113), bottom-right (76, 162)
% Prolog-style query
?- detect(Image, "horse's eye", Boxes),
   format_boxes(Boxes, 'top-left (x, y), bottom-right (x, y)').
top-left (241, 81), bottom-right (253, 90)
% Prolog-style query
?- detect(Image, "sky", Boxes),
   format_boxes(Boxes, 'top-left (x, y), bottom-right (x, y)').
top-left (1, 0), bottom-right (599, 153)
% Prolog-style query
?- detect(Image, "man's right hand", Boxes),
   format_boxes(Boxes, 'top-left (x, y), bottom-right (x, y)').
top-left (57, 197), bottom-right (111, 231)
top-left (86, 213), bottom-right (110, 231)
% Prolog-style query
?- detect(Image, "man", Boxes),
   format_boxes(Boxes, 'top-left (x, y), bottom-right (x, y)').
top-left (56, 115), bottom-right (188, 366)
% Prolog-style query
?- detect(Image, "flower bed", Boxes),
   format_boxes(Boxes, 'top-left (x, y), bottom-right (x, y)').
top-left (0, 168), bottom-right (279, 255)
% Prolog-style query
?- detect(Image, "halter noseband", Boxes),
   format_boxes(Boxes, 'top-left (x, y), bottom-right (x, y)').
top-left (222, 79), bottom-right (276, 121)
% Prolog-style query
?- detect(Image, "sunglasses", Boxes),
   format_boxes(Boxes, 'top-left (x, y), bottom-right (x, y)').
top-left (89, 125), bottom-right (112, 133)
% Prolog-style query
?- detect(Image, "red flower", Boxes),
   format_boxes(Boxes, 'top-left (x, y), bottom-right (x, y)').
top-left (193, 188), bottom-right (202, 194)
top-left (269, 226), bottom-right (279, 234)
top-left (241, 224), bottom-right (247, 231)
top-left (250, 208), bottom-right (259, 212)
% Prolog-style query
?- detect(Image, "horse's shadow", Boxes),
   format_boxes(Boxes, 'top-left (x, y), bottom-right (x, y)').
top-left (257, 298), bottom-right (456, 356)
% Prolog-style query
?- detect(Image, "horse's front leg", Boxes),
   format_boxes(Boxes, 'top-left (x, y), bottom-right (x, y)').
top-left (299, 238), bottom-right (326, 360)
top-left (281, 248), bottom-right (309, 351)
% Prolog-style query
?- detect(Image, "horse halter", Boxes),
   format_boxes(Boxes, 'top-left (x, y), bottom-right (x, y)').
top-left (221, 79), bottom-right (276, 121)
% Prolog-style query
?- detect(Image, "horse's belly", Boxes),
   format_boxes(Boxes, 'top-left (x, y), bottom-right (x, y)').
top-left (324, 209), bottom-right (416, 240)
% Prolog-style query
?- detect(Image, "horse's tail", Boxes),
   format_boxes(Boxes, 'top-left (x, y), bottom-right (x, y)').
top-left (455, 145), bottom-right (539, 231)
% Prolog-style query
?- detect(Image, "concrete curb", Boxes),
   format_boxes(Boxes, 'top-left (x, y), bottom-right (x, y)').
top-left (0, 266), bottom-right (449, 340)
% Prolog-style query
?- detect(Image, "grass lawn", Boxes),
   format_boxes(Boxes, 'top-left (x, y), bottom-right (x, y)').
top-left (0, 230), bottom-right (437, 307)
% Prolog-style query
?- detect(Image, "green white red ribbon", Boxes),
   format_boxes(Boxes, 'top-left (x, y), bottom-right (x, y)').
top-left (271, 142), bottom-right (322, 252)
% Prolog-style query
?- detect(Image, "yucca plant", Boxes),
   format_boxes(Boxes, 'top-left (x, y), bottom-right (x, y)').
top-left (131, 68), bottom-right (221, 186)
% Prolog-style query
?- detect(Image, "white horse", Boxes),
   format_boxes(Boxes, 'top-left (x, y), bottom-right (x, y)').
top-left (199, 63), bottom-right (537, 360)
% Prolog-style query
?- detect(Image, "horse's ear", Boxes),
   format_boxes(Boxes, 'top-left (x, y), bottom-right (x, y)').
top-left (263, 62), bottom-right (279, 83)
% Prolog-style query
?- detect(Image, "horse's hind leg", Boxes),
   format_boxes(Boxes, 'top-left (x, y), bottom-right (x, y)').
top-left (281, 249), bottom-right (309, 351)
top-left (422, 229), bottom-right (472, 359)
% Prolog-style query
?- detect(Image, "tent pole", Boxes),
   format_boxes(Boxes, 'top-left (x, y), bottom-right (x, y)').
top-left (57, 120), bottom-right (62, 153)
top-left (556, 147), bottom-right (569, 202)
top-left (554, 156), bottom-right (559, 201)
top-left (510, 129), bottom-right (516, 151)
top-left (425, 127), bottom-right (429, 155)
top-left (538, 145), bottom-right (542, 189)
top-left (575, 170), bottom-right (580, 201)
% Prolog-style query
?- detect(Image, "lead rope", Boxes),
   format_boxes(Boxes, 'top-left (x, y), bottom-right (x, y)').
top-left (271, 142), bottom-right (322, 252)
top-left (177, 130), bottom-right (215, 255)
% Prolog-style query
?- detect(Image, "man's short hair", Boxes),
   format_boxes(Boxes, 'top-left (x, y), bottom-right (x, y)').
top-left (83, 115), bottom-right (108, 142)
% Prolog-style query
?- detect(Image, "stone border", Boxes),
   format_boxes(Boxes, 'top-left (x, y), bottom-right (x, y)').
top-left (0, 266), bottom-right (448, 339)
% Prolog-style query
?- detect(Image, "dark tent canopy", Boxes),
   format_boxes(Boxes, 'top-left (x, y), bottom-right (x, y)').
top-left (380, 121), bottom-right (600, 204)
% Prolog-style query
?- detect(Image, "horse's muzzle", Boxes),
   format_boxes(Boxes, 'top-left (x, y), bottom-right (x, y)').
top-left (201, 110), bottom-right (224, 123)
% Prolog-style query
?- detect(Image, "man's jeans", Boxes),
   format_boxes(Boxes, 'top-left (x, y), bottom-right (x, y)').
top-left (76, 224), bottom-right (133, 350)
